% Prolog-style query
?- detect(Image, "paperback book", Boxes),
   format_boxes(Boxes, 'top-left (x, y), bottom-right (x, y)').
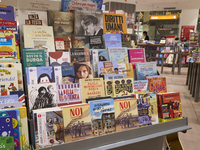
top-left (0, 5), bottom-right (15, 21)
top-left (89, 35), bottom-right (105, 49)
top-left (134, 80), bottom-right (148, 94)
top-left (97, 61), bottom-right (118, 77)
top-left (55, 37), bottom-right (72, 51)
top-left (108, 47), bottom-right (128, 63)
top-left (148, 77), bottom-right (167, 93)
top-left (49, 52), bottom-right (70, 66)
top-left (104, 79), bottom-right (114, 97)
top-left (103, 74), bottom-right (126, 80)
top-left (121, 34), bottom-right (137, 48)
top-left (71, 35), bottom-right (89, 48)
top-left (10, 91), bottom-right (26, 107)
top-left (104, 34), bottom-right (122, 47)
top-left (70, 48), bottom-right (90, 64)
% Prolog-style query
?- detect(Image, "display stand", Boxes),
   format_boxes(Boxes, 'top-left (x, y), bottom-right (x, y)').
top-left (37, 118), bottom-right (190, 150)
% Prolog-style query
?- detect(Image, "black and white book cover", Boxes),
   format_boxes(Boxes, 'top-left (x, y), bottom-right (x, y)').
top-left (74, 8), bottom-right (103, 36)
top-left (89, 35), bottom-right (105, 49)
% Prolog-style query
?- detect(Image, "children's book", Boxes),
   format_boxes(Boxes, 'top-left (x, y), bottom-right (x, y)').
top-left (89, 35), bottom-right (105, 49)
top-left (26, 66), bottom-right (53, 85)
top-left (97, 61), bottom-right (118, 77)
top-left (49, 52), bottom-right (70, 66)
top-left (62, 104), bottom-right (92, 142)
top-left (148, 77), bottom-right (167, 93)
top-left (104, 34), bottom-right (122, 47)
top-left (71, 35), bottom-right (89, 48)
top-left (134, 80), bottom-right (148, 94)
top-left (0, 136), bottom-right (15, 150)
top-left (89, 99), bottom-right (116, 136)
top-left (0, 95), bottom-right (19, 104)
top-left (108, 47), bottom-right (128, 63)
top-left (10, 91), bottom-right (26, 107)
top-left (0, 102), bottom-right (23, 109)
top-left (0, 59), bottom-right (20, 63)
top-left (70, 48), bottom-right (90, 64)
top-left (0, 5), bottom-right (15, 21)
top-left (114, 98), bottom-right (139, 132)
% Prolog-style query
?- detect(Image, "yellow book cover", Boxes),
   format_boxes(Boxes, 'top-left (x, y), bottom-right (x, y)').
top-left (114, 98), bottom-right (139, 132)
top-left (80, 78), bottom-right (105, 103)
top-left (62, 104), bottom-right (92, 143)
top-left (104, 79), bottom-right (114, 97)
top-left (113, 78), bottom-right (134, 97)
top-left (103, 13), bottom-right (127, 34)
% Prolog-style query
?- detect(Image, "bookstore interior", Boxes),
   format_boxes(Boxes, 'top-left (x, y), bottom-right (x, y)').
top-left (1, 0), bottom-right (200, 150)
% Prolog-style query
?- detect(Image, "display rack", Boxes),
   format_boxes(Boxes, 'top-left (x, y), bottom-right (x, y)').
top-left (38, 117), bottom-right (191, 150)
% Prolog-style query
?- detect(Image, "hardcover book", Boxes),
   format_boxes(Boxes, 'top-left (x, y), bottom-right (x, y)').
top-left (0, 95), bottom-right (19, 104)
top-left (53, 66), bottom-right (75, 84)
top-left (114, 98), bottom-right (139, 131)
top-left (97, 61), bottom-right (118, 77)
top-left (135, 62), bottom-right (157, 80)
top-left (71, 35), bottom-right (89, 48)
top-left (104, 34), bottom-right (122, 47)
top-left (62, 104), bottom-right (92, 142)
top-left (89, 99), bottom-right (116, 136)
top-left (108, 47), bottom-right (128, 63)
top-left (80, 78), bottom-right (105, 103)
top-left (148, 77), bottom-right (167, 93)
top-left (0, 102), bottom-right (23, 109)
top-left (121, 34), bottom-right (137, 48)
top-left (103, 74), bottom-right (126, 80)
top-left (74, 9), bottom-right (103, 36)
top-left (26, 66), bottom-right (53, 85)
top-left (113, 78), bottom-right (134, 97)
top-left (0, 5), bottom-right (15, 21)
top-left (89, 35), bottom-right (105, 49)
top-left (0, 137), bottom-right (14, 150)
top-left (49, 52), bottom-right (70, 66)
top-left (47, 11), bottom-right (73, 37)
top-left (134, 80), bottom-right (148, 94)
top-left (70, 48), bottom-right (90, 64)
top-left (10, 91), bottom-right (26, 107)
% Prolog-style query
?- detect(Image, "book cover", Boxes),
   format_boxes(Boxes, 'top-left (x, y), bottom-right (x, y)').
top-left (73, 62), bottom-right (93, 83)
top-left (121, 34), bottom-right (137, 48)
top-left (0, 102), bottom-right (23, 109)
top-left (89, 35), bottom-right (105, 49)
top-left (62, 104), bottom-right (92, 142)
top-left (85, 96), bottom-right (112, 103)
top-left (23, 25), bottom-right (55, 52)
top-left (0, 59), bottom-right (20, 63)
top-left (114, 98), bottom-right (139, 131)
top-left (97, 61), bottom-right (118, 77)
top-left (103, 13), bottom-right (127, 34)
top-left (134, 80), bottom-right (148, 94)
top-left (104, 34), bottom-right (122, 47)
top-left (80, 78), bottom-right (105, 103)
top-left (55, 37), bottom-right (72, 51)
top-left (103, 74), bottom-right (126, 80)
top-left (108, 47), bottom-right (128, 63)
top-left (0, 68), bottom-right (18, 96)
top-left (49, 52), bottom-right (70, 66)
top-left (0, 95), bottom-right (19, 104)
top-left (128, 48), bottom-right (146, 69)
top-left (47, 11), bottom-right (73, 37)
top-left (135, 62), bottom-right (157, 80)
top-left (70, 48), bottom-right (90, 64)
top-left (113, 78), bottom-right (134, 97)
top-left (0, 20), bottom-right (18, 35)
top-left (137, 98), bottom-right (152, 126)
top-left (57, 83), bottom-right (82, 106)
top-left (53, 66), bottom-right (75, 84)
top-left (104, 79), bottom-right (114, 97)
top-left (145, 75), bottom-right (162, 79)
top-left (148, 77), bottom-right (167, 93)
top-left (117, 63), bottom-right (134, 80)
top-left (89, 99), bottom-right (116, 136)
top-left (0, 5), bottom-right (15, 21)
top-left (26, 66), bottom-right (53, 85)
top-left (74, 9), bottom-right (103, 36)
top-left (10, 91), bottom-right (25, 107)
top-left (23, 50), bottom-right (46, 74)
top-left (33, 108), bottom-right (64, 149)
top-left (0, 63), bottom-right (23, 91)
top-left (61, 0), bottom-right (103, 11)
top-left (71, 35), bottom-right (89, 48)
top-left (0, 115), bottom-right (14, 137)
top-left (28, 83), bottom-right (58, 116)
top-left (0, 136), bottom-right (14, 150)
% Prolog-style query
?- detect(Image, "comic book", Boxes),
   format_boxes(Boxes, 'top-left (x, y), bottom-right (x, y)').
top-left (148, 77), bottom-right (167, 93)
top-left (49, 52), bottom-right (70, 66)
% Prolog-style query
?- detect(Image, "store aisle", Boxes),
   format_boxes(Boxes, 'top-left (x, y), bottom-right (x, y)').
top-left (158, 66), bottom-right (200, 150)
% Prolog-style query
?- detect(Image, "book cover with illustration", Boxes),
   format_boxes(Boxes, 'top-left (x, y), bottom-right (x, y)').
top-left (97, 61), bottom-right (118, 77)
top-left (0, 102), bottom-right (23, 109)
top-left (74, 9), bottom-right (103, 36)
top-left (28, 83), bottom-right (57, 117)
top-left (26, 66), bottom-right (53, 85)
top-left (108, 47), bottom-right (128, 63)
top-left (91, 49), bottom-right (109, 77)
top-left (61, 0), bottom-right (103, 11)
top-left (135, 62), bottom-right (157, 80)
top-left (0, 63), bottom-right (23, 91)
top-left (70, 48), bottom-right (90, 64)
top-left (104, 34), bottom-right (122, 47)
top-left (137, 93), bottom-right (159, 125)
top-left (80, 78), bottom-right (105, 103)
top-left (121, 34), bottom-right (137, 48)
top-left (71, 35), bottom-right (89, 48)
top-left (103, 74), bottom-right (126, 80)
top-left (157, 92), bottom-right (182, 122)
top-left (137, 98), bottom-right (152, 126)
top-left (49, 52), bottom-right (70, 66)
top-left (62, 104), bottom-right (92, 142)
top-left (55, 36), bottom-right (72, 51)
top-left (0, 136), bottom-right (14, 150)
top-left (23, 50), bottom-right (46, 73)
top-left (0, 94), bottom-right (19, 104)
top-left (113, 78), bottom-right (134, 97)
top-left (0, 59), bottom-right (20, 63)
top-left (104, 79), bottom-right (114, 97)
top-left (117, 63), bottom-right (134, 80)
top-left (89, 99), bottom-right (116, 136)
top-left (89, 35), bottom-right (105, 49)
top-left (0, 68), bottom-right (18, 96)
top-left (53, 66), bottom-right (75, 84)
top-left (148, 77), bottom-right (167, 93)
top-left (23, 25), bottom-right (55, 52)
top-left (33, 108), bottom-right (64, 149)
top-left (10, 91), bottom-right (26, 107)
top-left (0, 5), bottom-right (15, 21)
top-left (47, 11), bottom-right (73, 37)
top-left (128, 48), bottom-right (146, 69)
top-left (134, 80), bottom-right (148, 94)
top-left (114, 98), bottom-right (139, 132)
top-left (103, 13), bottom-right (127, 34)
top-left (58, 83), bottom-right (82, 106)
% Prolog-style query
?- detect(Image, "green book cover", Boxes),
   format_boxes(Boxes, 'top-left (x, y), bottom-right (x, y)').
top-left (0, 136), bottom-right (15, 150)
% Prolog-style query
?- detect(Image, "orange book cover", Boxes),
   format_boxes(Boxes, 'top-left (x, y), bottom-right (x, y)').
top-left (148, 77), bottom-right (167, 93)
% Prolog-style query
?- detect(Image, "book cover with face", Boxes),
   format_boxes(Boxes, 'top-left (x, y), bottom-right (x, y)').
top-left (70, 48), bottom-right (90, 64)
top-left (97, 61), bottom-right (118, 77)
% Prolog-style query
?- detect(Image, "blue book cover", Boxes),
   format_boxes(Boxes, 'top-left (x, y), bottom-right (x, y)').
top-left (0, 95), bottom-right (19, 104)
top-left (0, 116), bottom-right (14, 137)
top-left (53, 66), bottom-right (75, 84)
top-left (0, 6), bottom-right (15, 21)
top-left (108, 47), bottom-right (128, 63)
top-left (135, 62), bottom-right (157, 80)
top-left (103, 74), bottom-right (126, 80)
top-left (97, 61), bottom-right (118, 77)
top-left (10, 91), bottom-right (25, 106)
top-left (89, 99), bottom-right (116, 135)
top-left (104, 34), bottom-right (122, 48)
top-left (26, 66), bottom-right (53, 85)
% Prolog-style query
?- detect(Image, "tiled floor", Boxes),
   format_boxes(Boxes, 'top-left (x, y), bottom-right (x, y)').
top-left (158, 66), bottom-right (200, 150)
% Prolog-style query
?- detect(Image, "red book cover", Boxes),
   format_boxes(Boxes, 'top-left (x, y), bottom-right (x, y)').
top-left (148, 77), bottom-right (167, 93)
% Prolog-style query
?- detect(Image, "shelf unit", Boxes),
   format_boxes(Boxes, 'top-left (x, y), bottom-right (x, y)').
top-left (39, 117), bottom-right (191, 150)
